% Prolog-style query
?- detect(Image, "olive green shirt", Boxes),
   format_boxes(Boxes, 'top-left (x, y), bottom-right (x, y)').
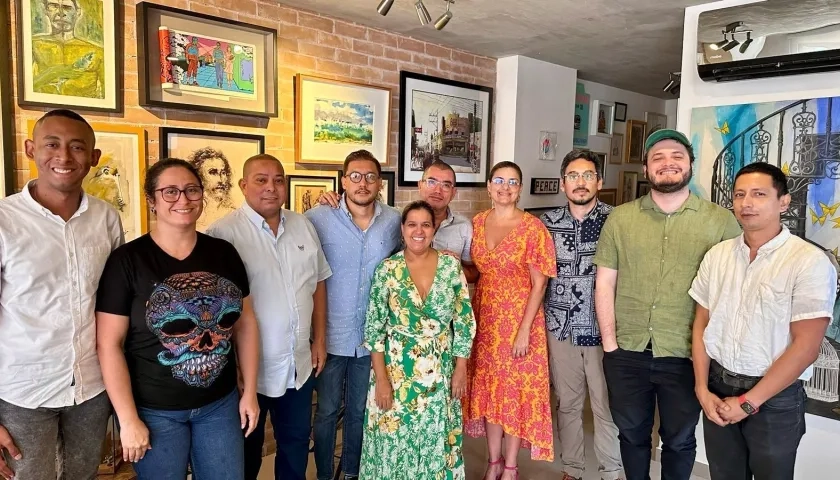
top-left (593, 193), bottom-right (741, 358)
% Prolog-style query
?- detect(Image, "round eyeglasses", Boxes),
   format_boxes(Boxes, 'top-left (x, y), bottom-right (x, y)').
top-left (563, 172), bottom-right (599, 182)
top-left (345, 172), bottom-right (379, 184)
top-left (155, 186), bottom-right (204, 203)
top-left (490, 177), bottom-right (521, 187)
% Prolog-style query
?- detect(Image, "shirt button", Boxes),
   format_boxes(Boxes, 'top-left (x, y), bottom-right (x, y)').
top-left (649, 327), bottom-right (653, 331)
top-left (652, 305), bottom-right (656, 309)
top-left (664, 237), bottom-right (668, 240)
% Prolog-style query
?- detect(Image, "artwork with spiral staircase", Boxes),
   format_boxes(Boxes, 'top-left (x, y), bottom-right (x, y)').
top-left (690, 96), bottom-right (840, 420)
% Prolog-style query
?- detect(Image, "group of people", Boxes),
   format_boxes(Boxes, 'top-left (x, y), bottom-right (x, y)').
top-left (0, 108), bottom-right (835, 480)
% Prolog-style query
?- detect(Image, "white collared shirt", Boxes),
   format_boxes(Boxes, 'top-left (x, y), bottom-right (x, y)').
top-left (208, 204), bottom-right (332, 397)
top-left (0, 181), bottom-right (124, 408)
top-left (689, 226), bottom-right (837, 379)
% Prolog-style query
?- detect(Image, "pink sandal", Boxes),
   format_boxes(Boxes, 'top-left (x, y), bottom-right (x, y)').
top-left (486, 457), bottom-right (504, 480)
top-left (503, 465), bottom-right (519, 480)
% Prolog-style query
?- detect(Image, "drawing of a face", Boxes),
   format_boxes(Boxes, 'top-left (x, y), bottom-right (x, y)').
top-left (189, 148), bottom-right (233, 207)
top-left (44, 0), bottom-right (78, 34)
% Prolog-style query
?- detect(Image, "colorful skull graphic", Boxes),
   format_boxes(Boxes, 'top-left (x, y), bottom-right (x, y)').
top-left (146, 272), bottom-right (242, 387)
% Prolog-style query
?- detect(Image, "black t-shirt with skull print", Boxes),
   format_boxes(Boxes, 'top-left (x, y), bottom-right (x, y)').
top-left (96, 233), bottom-right (250, 410)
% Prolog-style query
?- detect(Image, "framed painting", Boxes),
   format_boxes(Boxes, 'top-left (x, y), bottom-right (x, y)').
top-left (286, 175), bottom-right (337, 214)
top-left (637, 180), bottom-right (651, 198)
top-left (539, 131), bottom-right (557, 161)
top-left (337, 170), bottom-right (396, 206)
top-left (591, 100), bottom-right (615, 137)
top-left (609, 132), bottom-right (624, 165)
top-left (16, 0), bottom-right (121, 112)
top-left (645, 112), bottom-right (669, 135)
top-left (598, 188), bottom-right (617, 206)
top-left (28, 121), bottom-right (147, 239)
top-left (618, 171), bottom-right (639, 204)
top-left (0, 1), bottom-right (14, 197)
top-left (137, 2), bottom-right (278, 118)
top-left (160, 127), bottom-right (265, 231)
top-left (626, 120), bottom-right (647, 164)
top-left (296, 75), bottom-right (391, 166)
top-left (399, 71), bottom-right (493, 187)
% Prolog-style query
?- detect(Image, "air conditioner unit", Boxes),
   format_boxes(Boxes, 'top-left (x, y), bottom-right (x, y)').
top-left (696, 0), bottom-right (840, 82)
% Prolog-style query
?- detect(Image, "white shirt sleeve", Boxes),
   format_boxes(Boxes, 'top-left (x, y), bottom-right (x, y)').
top-left (791, 252), bottom-right (837, 322)
top-left (689, 247), bottom-right (715, 310)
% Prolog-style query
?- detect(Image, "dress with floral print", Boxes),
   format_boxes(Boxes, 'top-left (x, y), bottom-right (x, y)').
top-left (359, 252), bottom-right (476, 480)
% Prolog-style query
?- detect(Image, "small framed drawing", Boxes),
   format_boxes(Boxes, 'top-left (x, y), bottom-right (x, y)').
top-left (296, 75), bottom-right (391, 166)
top-left (399, 71), bottom-right (493, 187)
top-left (591, 151), bottom-right (608, 180)
top-left (618, 171), bottom-right (639, 204)
top-left (598, 188), bottom-right (617, 206)
top-left (287, 175), bottom-right (338, 214)
top-left (644, 112), bottom-right (668, 135)
top-left (590, 100), bottom-right (615, 137)
top-left (539, 131), bottom-right (558, 161)
top-left (28, 121), bottom-right (148, 239)
top-left (637, 180), bottom-right (652, 198)
top-left (610, 132), bottom-right (624, 165)
top-left (338, 170), bottom-right (396, 206)
top-left (530, 177), bottom-right (560, 195)
top-left (137, 2), bottom-right (278, 117)
top-left (160, 127), bottom-right (265, 232)
top-left (614, 102), bottom-right (628, 122)
top-left (625, 120), bottom-right (647, 165)
top-left (16, 0), bottom-right (122, 112)
top-left (0, 1), bottom-right (14, 197)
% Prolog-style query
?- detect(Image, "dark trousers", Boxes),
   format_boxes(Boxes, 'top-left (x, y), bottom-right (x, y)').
top-left (244, 374), bottom-right (316, 480)
top-left (602, 348), bottom-right (701, 480)
top-left (704, 361), bottom-right (806, 480)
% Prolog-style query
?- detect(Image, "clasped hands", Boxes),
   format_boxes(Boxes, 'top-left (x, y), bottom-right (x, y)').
top-left (697, 389), bottom-right (750, 426)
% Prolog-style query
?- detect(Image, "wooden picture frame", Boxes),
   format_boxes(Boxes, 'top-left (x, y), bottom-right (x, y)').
top-left (399, 71), bottom-right (493, 187)
top-left (626, 120), bottom-right (647, 164)
top-left (337, 170), bottom-right (396, 206)
top-left (598, 188), bottom-right (617, 206)
top-left (28, 121), bottom-right (148, 239)
top-left (530, 177), bottom-right (560, 195)
top-left (286, 174), bottom-right (338, 214)
top-left (0, 1), bottom-right (15, 197)
top-left (137, 2), bottom-right (278, 118)
top-left (16, 0), bottom-right (122, 112)
top-left (295, 74), bottom-right (391, 166)
top-left (618, 171), bottom-right (639, 204)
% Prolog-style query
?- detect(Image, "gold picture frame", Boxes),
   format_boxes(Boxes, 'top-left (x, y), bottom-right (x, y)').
top-left (625, 120), bottom-right (647, 164)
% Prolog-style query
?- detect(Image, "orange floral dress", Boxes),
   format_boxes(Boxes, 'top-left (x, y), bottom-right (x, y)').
top-left (462, 210), bottom-right (558, 461)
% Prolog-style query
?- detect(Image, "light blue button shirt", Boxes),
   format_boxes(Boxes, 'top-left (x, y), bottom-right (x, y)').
top-left (305, 197), bottom-right (401, 357)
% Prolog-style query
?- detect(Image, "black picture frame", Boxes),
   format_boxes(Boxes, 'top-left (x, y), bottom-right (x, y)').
top-left (137, 2), bottom-right (278, 118)
top-left (16, 0), bottom-right (123, 113)
top-left (286, 174), bottom-right (338, 214)
top-left (338, 170), bottom-right (396, 207)
top-left (398, 71), bottom-right (493, 188)
top-left (614, 102), bottom-right (628, 122)
top-left (0, 1), bottom-right (15, 197)
top-left (530, 177), bottom-right (561, 195)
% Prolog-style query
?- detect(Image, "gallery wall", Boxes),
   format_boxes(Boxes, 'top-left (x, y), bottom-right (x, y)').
top-left (6, 0), bottom-right (498, 217)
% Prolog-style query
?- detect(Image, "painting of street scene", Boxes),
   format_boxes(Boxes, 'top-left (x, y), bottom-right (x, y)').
top-left (313, 98), bottom-right (373, 145)
top-left (409, 90), bottom-right (483, 174)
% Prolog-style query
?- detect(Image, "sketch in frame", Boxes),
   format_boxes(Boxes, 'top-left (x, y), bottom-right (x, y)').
top-left (338, 170), bottom-right (396, 207)
top-left (137, 2), bottom-right (278, 117)
top-left (287, 175), bottom-right (337, 214)
top-left (539, 131), bottom-right (558, 161)
top-left (618, 171), bottom-right (638, 204)
top-left (614, 102), bottom-right (628, 122)
top-left (645, 112), bottom-right (669, 136)
top-left (296, 75), bottom-right (391, 166)
top-left (591, 100), bottom-right (615, 136)
top-left (16, 0), bottom-right (121, 112)
top-left (160, 127), bottom-right (265, 232)
top-left (0, 0), bottom-right (14, 197)
top-left (399, 71), bottom-right (493, 187)
top-left (598, 188), bottom-right (617, 206)
top-left (28, 121), bottom-right (148, 239)
top-left (625, 120), bottom-right (647, 164)
top-left (610, 132), bottom-right (624, 164)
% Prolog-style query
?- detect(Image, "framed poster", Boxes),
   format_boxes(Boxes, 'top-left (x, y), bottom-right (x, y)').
top-left (618, 171), bottom-right (639, 204)
top-left (296, 75), bottom-right (391, 166)
top-left (28, 121), bottom-right (147, 239)
top-left (399, 71), bottom-right (493, 187)
top-left (573, 82), bottom-right (590, 148)
top-left (626, 120), bottom-right (647, 164)
top-left (539, 131), bottom-right (557, 161)
top-left (591, 100), bottom-right (615, 137)
top-left (16, 0), bottom-right (121, 112)
top-left (530, 177), bottom-right (560, 195)
top-left (286, 175), bottom-right (337, 214)
top-left (598, 188), bottom-right (617, 206)
top-left (645, 112), bottom-right (669, 135)
top-left (160, 127), bottom-right (265, 231)
top-left (137, 2), bottom-right (278, 118)
top-left (609, 132), bottom-right (624, 165)
top-left (0, 1), bottom-right (14, 197)
top-left (338, 170), bottom-right (396, 206)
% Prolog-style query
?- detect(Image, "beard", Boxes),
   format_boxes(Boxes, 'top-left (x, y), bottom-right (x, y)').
top-left (568, 189), bottom-right (597, 206)
top-left (647, 165), bottom-right (692, 194)
top-left (347, 189), bottom-right (377, 207)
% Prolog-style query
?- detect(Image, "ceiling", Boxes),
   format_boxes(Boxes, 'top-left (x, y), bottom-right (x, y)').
top-left (277, 0), bottom-right (712, 98)
top-left (698, 0), bottom-right (840, 42)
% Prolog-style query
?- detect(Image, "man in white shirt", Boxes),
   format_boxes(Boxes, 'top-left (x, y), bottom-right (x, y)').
top-left (0, 109), bottom-right (124, 480)
top-left (208, 154), bottom-right (331, 480)
top-left (690, 162), bottom-right (836, 480)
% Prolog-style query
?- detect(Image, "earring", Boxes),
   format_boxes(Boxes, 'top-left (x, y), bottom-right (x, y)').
top-left (151, 207), bottom-right (156, 214)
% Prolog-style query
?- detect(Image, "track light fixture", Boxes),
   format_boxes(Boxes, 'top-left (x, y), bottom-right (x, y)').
top-left (722, 35), bottom-right (740, 52)
top-left (662, 72), bottom-right (681, 95)
top-left (377, 0), bottom-right (395, 16)
top-left (415, 0), bottom-right (432, 25)
top-left (377, 1), bottom-right (455, 29)
top-left (710, 33), bottom-right (729, 51)
top-left (739, 32), bottom-right (754, 53)
top-left (434, 0), bottom-right (454, 30)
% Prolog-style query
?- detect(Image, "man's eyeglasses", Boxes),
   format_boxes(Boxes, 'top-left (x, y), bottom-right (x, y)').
top-left (423, 178), bottom-right (454, 191)
top-left (345, 172), bottom-right (379, 184)
top-left (563, 172), bottom-right (599, 183)
top-left (490, 177), bottom-right (521, 187)
top-left (156, 186), bottom-right (203, 203)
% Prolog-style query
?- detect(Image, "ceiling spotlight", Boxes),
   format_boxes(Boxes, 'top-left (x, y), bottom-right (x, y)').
top-left (662, 72), bottom-right (681, 94)
top-left (710, 34), bottom-right (730, 51)
top-left (722, 35), bottom-right (741, 52)
top-left (415, 0), bottom-right (432, 25)
top-left (377, 0), bottom-right (395, 16)
top-left (434, 0), bottom-right (453, 30)
top-left (739, 32), bottom-right (754, 53)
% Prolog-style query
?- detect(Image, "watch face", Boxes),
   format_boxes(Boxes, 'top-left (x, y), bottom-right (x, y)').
top-left (740, 402), bottom-right (756, 415)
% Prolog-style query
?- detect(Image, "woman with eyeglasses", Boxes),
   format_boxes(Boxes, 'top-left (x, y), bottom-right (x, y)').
top-left (462, 161), bottom-right (557, 480)
top-left (95, 158), bottom-right (260, 480)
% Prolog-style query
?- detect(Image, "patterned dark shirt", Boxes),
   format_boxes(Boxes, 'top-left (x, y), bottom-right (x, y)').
top-left (540, 201), bottom-right (613, 346)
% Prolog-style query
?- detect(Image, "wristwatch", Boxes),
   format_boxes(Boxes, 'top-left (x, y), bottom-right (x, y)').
top-left (738, 395), bottom-right (759, 415)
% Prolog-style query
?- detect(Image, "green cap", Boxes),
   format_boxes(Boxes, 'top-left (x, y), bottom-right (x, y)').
top-left (644, 128), bottom-right (692, 154)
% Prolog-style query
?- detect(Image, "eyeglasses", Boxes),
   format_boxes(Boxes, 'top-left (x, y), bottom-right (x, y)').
top-left (345, 172), bottom-right (379, 184)
top-left (490, 177), bottom-right (521, 187)
top-left (423, 178), bottom-right (454, 191)
top-left (563, 172), bottom-right (599, 182)
top-left (155, 186), bottom-right (203, 203)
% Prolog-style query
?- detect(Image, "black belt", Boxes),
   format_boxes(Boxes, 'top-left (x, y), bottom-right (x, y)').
top-left (710, 360), bottom-right (762, 390)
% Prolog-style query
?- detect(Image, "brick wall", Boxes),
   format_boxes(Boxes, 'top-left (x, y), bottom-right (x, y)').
top-left (7, 0), bottom-right (497, 216)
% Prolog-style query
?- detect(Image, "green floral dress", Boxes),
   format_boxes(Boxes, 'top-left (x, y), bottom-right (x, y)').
top-left (359, 252), bottom-right (476, 480)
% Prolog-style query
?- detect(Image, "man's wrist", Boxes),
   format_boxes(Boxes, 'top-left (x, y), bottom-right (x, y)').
top-left (738, 394), bottom-right (759, 415)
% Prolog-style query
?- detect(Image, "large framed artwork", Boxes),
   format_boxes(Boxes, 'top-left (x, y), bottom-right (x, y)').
top-left (625, 120), bottom-right (647, 164)
top-left (286, 175), bottom-right (338, 214)
top-left (338, 170), bottom-right (396, 206)
top-left (137, 2), bottom-right (278, 118)
top-left (28, 121), bottom-right (148, 239)
top-left (160, 128), bottom-right (265, 231)
top-left (16, 0), bottom-right (121, 112)
top-left (0, 1), bottom-right (14, 197)
top-left (399, 71), bottom-right (493, 187)
top-left (296, 75), bottom-right (391, 166)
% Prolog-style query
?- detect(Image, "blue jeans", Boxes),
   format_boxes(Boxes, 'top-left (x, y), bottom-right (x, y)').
top-left (602, 347), bottom-right (701, 480)
top-left (313, 354), bottom-right (371, 480)
top-left (244, 374), bottom-right (316, 480)
top-left (133, 389), bottom-right (244, 480)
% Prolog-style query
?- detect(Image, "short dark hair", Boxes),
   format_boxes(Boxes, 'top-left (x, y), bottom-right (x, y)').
top-left (489, 161), bottom-right (522, 182)
top-left (560, 149), bottom-right (603, 178)
top-left (33, 109), bottom-right (94, 142)
top-left (734, 162), bottom-right (789, 196)
top-left (423, 160), bottom-right (456, 180)
top-left (401, 200), bottom-right (436, 227)
top-left (343, 149), bottom-right (382, 175)
top-left (144, 158), bottom-right (204, 200)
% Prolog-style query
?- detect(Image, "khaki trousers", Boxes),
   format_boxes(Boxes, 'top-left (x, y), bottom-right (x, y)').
top-left (548, 335), bottom-right (623, 479)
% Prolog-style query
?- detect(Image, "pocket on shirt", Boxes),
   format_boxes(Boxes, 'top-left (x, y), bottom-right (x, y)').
top-left (79, 245), bottom-right (111, 283)
top-left (758, 280), bottom-right (792, 322)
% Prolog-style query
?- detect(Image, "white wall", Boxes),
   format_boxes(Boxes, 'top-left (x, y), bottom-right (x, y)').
top-left (679, 1), bottom-right (840, 475)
